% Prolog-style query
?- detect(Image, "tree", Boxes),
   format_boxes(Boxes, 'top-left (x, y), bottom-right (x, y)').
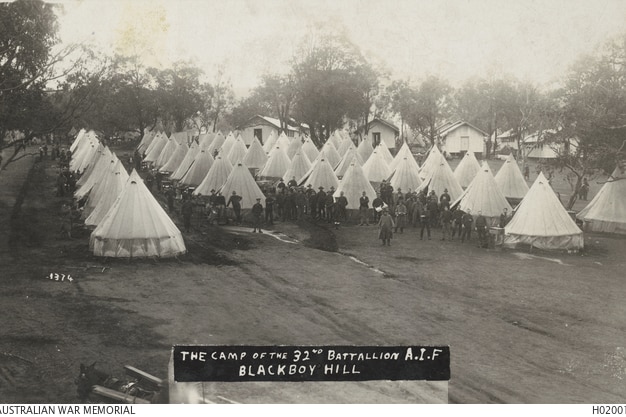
top-left (206, 67), bottom-right (235, 132)
top-left (384, 79), bottom-right (417, 143)
top-left (253, 74), bottom-right (295, 134)
top-left (407, 76), bottom-right (453, 147)
top-left (548, 33), bottom-right (626, 208)
top-left (291, 31), bottom-right (378, 146)
top-left (152, 61), bottom-right (204, 132)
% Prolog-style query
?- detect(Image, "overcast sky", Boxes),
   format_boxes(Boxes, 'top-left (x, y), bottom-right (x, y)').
top-left (56, 0), bottom-right (626, 96)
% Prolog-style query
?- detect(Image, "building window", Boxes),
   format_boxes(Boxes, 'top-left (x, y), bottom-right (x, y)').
top-left (373, 132), bottom-right (381, 147)
top-left (287, 130), bottom-right (294, 137)
top-left (254, 128), bottom-right (263, 144)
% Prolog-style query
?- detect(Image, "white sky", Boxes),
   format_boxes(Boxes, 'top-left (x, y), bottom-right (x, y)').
top-left (55, 0), bottom-right (626, 96)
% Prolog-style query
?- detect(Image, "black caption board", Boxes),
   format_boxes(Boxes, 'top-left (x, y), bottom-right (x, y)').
top-left (173, 345), bottom-right (450, 382)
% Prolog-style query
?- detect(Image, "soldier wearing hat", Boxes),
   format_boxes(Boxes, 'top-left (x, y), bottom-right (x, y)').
top-left (252, 197), bottom-right (264, 233)
top-left (316, 186), bottom-right (326, 219)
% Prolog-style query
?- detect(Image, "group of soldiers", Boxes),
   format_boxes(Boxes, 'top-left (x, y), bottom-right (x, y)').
top-left (366, 181), bottom-right (512, 248)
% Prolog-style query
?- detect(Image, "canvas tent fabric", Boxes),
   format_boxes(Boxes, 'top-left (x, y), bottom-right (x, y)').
top-left (219, 132), bottom-right (237, 156)
top-left (70, 129), bottom-right (87, 153)
top-left (389, 157), bottom-right (422, 192)
top-left (389, 142), bottom-right (419, 173)
top-left (76, 146), bottom-right (111, 189)
top-left (193, 155), bottom-right (233, 196)
top-left (336, 138), bottom-right (355, 158)
top-left (71, 138), bottom-right (101, 173)
top-left (179, 149), bottom-right (215, 187)
top-left (357, 138), bottom-right (374, 163)
top-left (577, 165), bottom-right (626, 234)
top-left (227, 135), bottom-right (248, 165)
top-left (504, 172), bottom-right (583, 250)
top-left (206, 131), bottom-right (225, 155)
top-left (143, 134), bottom-right (168, 164)
top-left (75, 150), bottom-right (116, 200)
top-left (454, 151), bottom-right (481, 188)
top-left (154, 138), bottom-right (178, 169)
top-left (84, 160), bottom-right (130, 226)
top-left (137, 130), bottom-right (156, 154)
top-left (376, 143), bottom-right (394, 165)
top-left (334, 148), bottom-right (364, 178)
top-left (301, 137), bottom-right (319, 162)
top-left (160, 142), bottom-right (189, 173)
top-left (81, 157), bottom-right (122, 218)
top-left (494, 154), bottom-right (530, 200)
top-left (319, 141), bottom-right (341, 168)
top-left (416, 153), bottom-right (464, 202)
top-left (452, 162), bottom-right (512, 226)
top-left (362, 150), bottom-right (391, 183)
top-left (218, 162), bottom-right (266, 210)
top-left (90, 170), bottom-right (186, 258)
top-left (283, 151), bottom-right (312, 184)
top-left (258, 146), bottom-right (290, 179)
top-left (286, 136), bottom-right (303, 159)
top-left (334, 162), bottom-right (377, 210)
top-left (242, 136), bottom-right (268, 170)
top-left (301, 158), bottom-right (340, 191)
top-left (418, 145), bottom-right (443, 180)
top-left (262, 131), bottom-right (278, 153)
top-left (170, 141), bottom-right (199, 181)
top-left (198, 133), bottom-right (213, 148)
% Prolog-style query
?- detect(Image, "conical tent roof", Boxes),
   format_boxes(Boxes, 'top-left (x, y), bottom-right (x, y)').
top-left (320, 141), bottom-right (341, 168)
top-left (160, 142), bottom-right (189, 173)
top-left (82, 157), bottom-right (121, 217)
top-left (143, 133), bottom-right (168, 163)
top-left (417, 153), bottom-right (463, 201)
top-left (376, 143), bottom-right (394, 165)
top-left (362, 150), bottom-right (391, 183)
top-left (70, 128), bottom-right (87, 153)
top-left (419, 145), bottom-right (443, 179)
top-left (504, 172), bottom-right (583, 250)
top-left (336, 138), bottom-right (354, 158)
top-left (193, 155), bottom-right (233, 196)
top-left (283, 151), bottom-right (312, 183)
top-left (90, 169), bottom-right (186, 258)
top-left (206, 131), bottom-right (225, 155)
top-left (227, 135), bottom-right (248, 164)
top-left (389, 157), bottom-right (423, 192)
top-left (198, 133), bottom-right (213, 148)
top-left (84, 160), bottom-right (129, 226)
top-left (75, 150), bottom-right (116, 200)
top-left (76, 145), bottom-right (111, 189)
top-left (170, 141), bottom-right (199, 181)
top-left (334, 162), bottom-right (377, 209)
top-left (452, 162), bottom-right (512, 225)
top-left (242, 136), bottom-right (268, 170)
top-left (259, 146), bottom-right (290, 179)
top-left (577, 165), bottom-right (626, 234)
top-left (301, 158), bottom-right (339, 190)
top-left (389, 142), bottom-right (419, 173)
top-left (262, 131), bottom-right (278, 153)
top-left (218, 162), bottom-right (266, 209)
top-left (143, 132), bottom-right (165, 159)
top-left (180, 149), bottom-right (215, 187)
top-left (276, 132), bottom-right (291, 150)
top-left (219, 131), bottom-right (237, 156)
top-left (357, 138), bottom-right (374, 163)
top-left (494, 154), bottom-right (529, 200)
top-left (156, 137), bottom-right (179, 169)
top-left (302, 137), bottom-right (319, 162)
top-left (137, 129), bottom-right (155, 154)
top-left (454, 151), bottom-right (481, 188)
top-left (286, 136), bottom-right (303, 159)
top-left (334, 148), bottom-right (364, 179)
top-left (171, 132), bottom-right (188, 145)
top-left (71, 138), bottom-right (101, 173)
top-left (328, 131), bottom-right (342, 149)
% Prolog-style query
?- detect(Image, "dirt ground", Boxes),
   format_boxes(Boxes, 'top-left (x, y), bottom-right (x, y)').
top-left (0, 148), bottom-right (624, 403)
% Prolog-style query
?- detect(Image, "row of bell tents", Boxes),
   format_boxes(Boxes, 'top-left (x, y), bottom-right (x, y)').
top-left (69, 127), bottom-right (625, 258)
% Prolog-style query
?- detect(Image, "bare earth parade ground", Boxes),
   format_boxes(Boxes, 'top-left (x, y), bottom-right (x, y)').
top-left (0, 144), bottom-right (624, 404)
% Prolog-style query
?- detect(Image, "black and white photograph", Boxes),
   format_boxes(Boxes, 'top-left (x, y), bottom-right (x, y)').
top-left (0, 0), bottom-right (625, 408)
